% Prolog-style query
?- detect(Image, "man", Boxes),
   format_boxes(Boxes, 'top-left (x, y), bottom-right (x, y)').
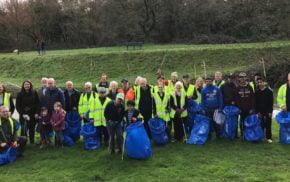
top-left (182, 74), bottom-right (195, 99)
top-left (44, 78), bottom-right (65, 113)
top-left (78, 82), bottom-right (97, 123)
top-left (135, 78), bottom-right (153, 138)
top-left (64, 81), bottom-right (80, 112)
top-left (250, 73), bottom-right (261, 93)
top-left (168, 72), bottom-right (178, 94)
top-left (255, 77), bottom-right (273, 143)
top-left (236, 72), bottom-right (255, 137)
top-left (0, 106), bottom-right (26, 156)
top-left (213, 71), bottom-right (225, 88)
top-left (220, 73), bottom-right (237, 106)
top-left (153, 83), bottom-right (171, 140)
top-left (201, 77), bottom-right (223, 139)
top-left (118, 78), bottom-right (134, 108)
top-left (38, 77), bottom-right (48, 108)
top-left (89, 87), bottom-right (110, 146)
top-left (277, 72), bottom-right (290, 112)
top-left (104, 93), bottom-right (125, 154)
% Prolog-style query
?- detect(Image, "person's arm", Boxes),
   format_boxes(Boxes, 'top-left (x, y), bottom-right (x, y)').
top-left (10, 95), bottom-right (15, 115)
top-left (59, 89), bottom-right (66, 110)
top-left (104, 102), bottom-right (111, 121)
top-left (218, 88), bottom-right (223, 110)
top-left (152, 98), bottom-right (157, 116)
top-left (268, 89), bottom-right (274, 114)
top-left (74, 91), bottom-right (81, 110)
top-left (15, 93), bottom-right (23, 115)
top-left (201, 89), bottom-right (205, 109)
top-left (12, 119), bottom-right (18, 141)
top-left (170, 95), bottom-right (177, 110)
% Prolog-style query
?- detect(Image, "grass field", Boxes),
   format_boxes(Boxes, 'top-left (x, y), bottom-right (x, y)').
top-left (1, 121), bottom-right (290, 182)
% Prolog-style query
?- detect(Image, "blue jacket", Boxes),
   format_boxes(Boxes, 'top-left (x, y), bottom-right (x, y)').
top-left (44, 87), bottom-right (65, 112)
top-left (201, 85), bottom-right (223, 110)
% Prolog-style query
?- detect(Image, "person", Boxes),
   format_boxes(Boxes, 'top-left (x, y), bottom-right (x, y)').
top-left (220, 73), bottom-right (237, 106)
top-left (134, 77), bottom-right (154, 138)
top-left (201, 77), bottom-right (223, 139)
top-left (89, 87), bottom-right (111, 146)
top-left (118, 78), bottom-right (134, 108)
top-left (64, 81), bottom-right (80, 112)
top-left (107, 81), bottom-right (118, 100)
top-left (41, 40), bottom-right (45, 55)
top-left (0, 106), bottom-right (27, 156)
top-left (36, 40), bottom-right (41, 56)
top-left (182, 74), bottom-right (195, 99)
top-left (153, 83), bottom-right (171, 140)
top-left (38, 77), bottom-right (48, 108)
top-left (236, 72), bottom-right (255, 137)
top-left (78, 82), bottom-right (98, 123)
top-left (0, 84), bottom-right (15, 115)
top-left (16, 80), bottom-right (39, 144)
top-left (277, 72), bottom-right (290, 112)
top-left (124, 100), bottom-right (142, 126)
top-left (255, 77), bottom-right (273, 143)
top-left (213, 71), bottom-right (225, 88)
top-left (168, 72), bottom-right (178, 94)
top-left (133, 76), bottom-right (142, 93)
top-left (250, 73), bottom-right (261, 93)
top-left (50, 102), bottom-right (66, 147)
top-left (170, 82), bottom-right (188, 142)
top-left (192, 77), bottom-right (204, 104)
top-left (104, 93), bottom-right (125, 154)
top-left (95, 74), bottom-right (109, 93)
top-left (38, 107), bottom-right (52, 148)
top-left (44, 78), bottom-right (65, 113)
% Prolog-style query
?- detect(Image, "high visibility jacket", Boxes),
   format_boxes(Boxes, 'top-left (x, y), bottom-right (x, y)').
top-left (213, 80), bottom-right (225, 88)
top-left (250, 82), bottom-right (256, 93)
top-left (0, 117), bottom-right (14, 134)
top-left (168, 80), bottom-right (178, 94)
top-left (183, 84), bottom-right (195, 98)
top-left (170, 91), bottom-right (188, 118)
top-left (277, 84), bottom-right (288, 109)
top-left (134, 85), bottom-right (154, 110)
top-left (153, 92), bottom-right (170, 122)
top-left (78, 92), bottom-right (98, 116)
top-left (2, 93), bottom-right (11, 108)
top-left (154, 85), bottom-right (170, 96)
top-left (96, 84), bottom-right (109, 94)
top-left (194, 87), bottom-right (202, 104)
top-left (89, 97), bottom-right (111, 127)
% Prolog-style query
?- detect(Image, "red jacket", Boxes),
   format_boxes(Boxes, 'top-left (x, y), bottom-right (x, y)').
top-left (50, 108), bottom-right (66, 132)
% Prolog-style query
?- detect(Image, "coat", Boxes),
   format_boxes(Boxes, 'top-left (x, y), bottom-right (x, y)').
top-left (50, 108), bottom-right (66, 132)
top-left (44, 87), bottom-right (65, 112)
top-left (16, 90), bottom-right (39, 117)
top-left (64, 89), bottom-right (80, 112)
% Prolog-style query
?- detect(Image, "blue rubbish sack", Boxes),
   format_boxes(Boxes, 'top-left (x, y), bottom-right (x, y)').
top-left (125, 121), bottom-right (152, 159)
top-left (276, 112), bottom-right (290, 144)
top-left (187, 100), bottom-right (202, 115)
top-left (63, 135), bottom-right (74, 147)
top-left (0, 147), bottom-right (18, 166)
top-left (149, 118), bottom-right (168, 145)
top-left (186, 100), bottom-right (202, 135)
top-left (63, 112), bottom-right (82, 146)
top-left (187, 115), bottom-right (210, 145)
top-left (221, 106), bottom-right (240, 140)
top-left (14, 120), bottom-right (20, 131)
top-left (244, 114), bottom-right (264, 142)
top-left (80, 122), bottom-right (101, 150)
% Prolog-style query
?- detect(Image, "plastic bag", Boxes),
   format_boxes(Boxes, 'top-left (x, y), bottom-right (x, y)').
top-left (63, 112), bottom-right (82, 146)
top-left (187, 115), bottom-right (210, 145)
top-left (149, 118), bottom-right (168, 145)
top-left (0, 147), bottom-right (18, 166)
top-left (213, 109), bottom-right (225, 125)
top-left (80, 122), bottom-right (101, 150)
top-left (276, 112), bottom-right (290, 144)
top-left (244, 114), bottom-right (264, 142)
top-left (221, 106), bottom-right (240, 140)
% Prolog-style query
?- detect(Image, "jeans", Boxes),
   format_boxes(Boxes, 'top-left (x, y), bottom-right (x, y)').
top-left (55, 131), bottom-right (64, 146)
top-left (259, 113), bottom-right (272, 139)
top-left (107, 121), bottom-right (123, 151)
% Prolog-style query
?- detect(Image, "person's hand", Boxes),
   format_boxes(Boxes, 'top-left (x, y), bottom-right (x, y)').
top-left (154, 114), bottom-right (158, 118)
top-left (80, 114), bottom-right (84, 118)
top-left (72, 107), bottom-right (77, 111)
top-left (0, 143), bottom-right (7, 147)
top-left (12, 141), bottom-right (18, 148)
top-left (132, 117), bottom-right (137, 122)
top-left (34, 114), bottom-right (39, 119)
top-left (231, 101), bottom-right (235, 105)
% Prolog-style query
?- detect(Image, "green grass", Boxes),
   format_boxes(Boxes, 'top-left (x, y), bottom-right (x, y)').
top-left (0, 40), bottom-right (290, 90)
top-left (1, 122), bottom-right (290, 182)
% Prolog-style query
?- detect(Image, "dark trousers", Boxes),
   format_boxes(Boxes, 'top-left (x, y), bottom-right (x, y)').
top-left (141, 111), bottom-right (152, 139)
top-left (20, 117), bottom-right (36, 144)
top-left (165, 121), bottom-right (172, 141)
top-left (55, 131), bottom-right (64, 146)
top-left (240, 110), bottom-right (250, 137)
top-left (1, 137), bottom-right (27, 155)
top-left (107, 121), bottom-right (123, 151)
top-left (97, 126), bottom-right (109, 146)
top-left (206, 109), bottom-right (221, 139)
top-left (173, 115), bottom-right (185, 141)
top-left (40, 125), bottom-right (51, 143)
top-left (259, 113), bottom-right (272, 139)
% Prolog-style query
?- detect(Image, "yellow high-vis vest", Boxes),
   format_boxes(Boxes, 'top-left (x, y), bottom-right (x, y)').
top-left (153, 92), bottom-right (170, 122)
top-left (89, 97), bottom-right (111, 127)
top-left (0, 117), bottom-right (14, 134)
top-left (78, 92), bottom-right (98, 116)
top-left (213, 80), bottom-right (225, 88)
top-left (277, 84), bottom-right (288, 109)
top-left (170, 91), bottom-right (188, 118)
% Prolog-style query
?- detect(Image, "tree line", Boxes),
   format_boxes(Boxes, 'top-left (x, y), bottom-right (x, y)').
top-left (0, 0), bottom-right (289, 51)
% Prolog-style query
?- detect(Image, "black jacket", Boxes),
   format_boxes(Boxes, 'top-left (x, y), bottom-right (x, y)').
top-left (220, 82), bottom-right (237, 106)
top-left (107, 90), bottom-right (118, 100)
top-left (0, 117), bottom-right (17, 144)
top-left (64, 89), bottom-right (80, 112)
top-left (16, 90), bottom-right (39, 116)
top-left (104, 101), bottom-right (125, 122)
top-left (255, 87), bottom-right (273, 114)
top-left (43, 87), bottom-right (65, 112)
top-left (138, 85), bottom-right (153, 115)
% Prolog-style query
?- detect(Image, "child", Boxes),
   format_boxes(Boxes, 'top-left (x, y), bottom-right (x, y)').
top-left (38, 107), bottom-right (52, 148)
top-left (50, 102), bottom-right (66, 147)
top-left (124, 100), bottom-right (142, 126)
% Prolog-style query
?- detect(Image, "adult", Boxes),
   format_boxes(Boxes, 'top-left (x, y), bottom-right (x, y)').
top-left (43, 78), bottom-right (65, 113)
top-left (201, 77), bottom-right (223, 139)
top-left (0, 83), bottom-right (15, 114)
top-left (89, 87), bottom-right (110, 146)
top-left (235, 72), bottom-right (255, 137)
top-left (104, 93), bottom-right (125, 154)
top-left (277, 72), bottom-right (290, 112)
top-left (255, 77), bottom-right (273, 143)
top-left (118, 78), bottom-right (134, 108)
top-left (78, 82), bottom-right (97, 123)
top-left (220, 73), bottom-right (237, 106)
top-left (170, 82), bottom-right (188, 141)
top-left (95, 74), bottom-right (109, 93)
top-left (64, 81), bottom-right (80, 112)
top-left (182, 74), bottom-right (195, 99)
top-left (192, 77), bottom-right (204, 104)
top-left (16, 80), bottom-right (39, 144)
top-left (250, 73), bottom-right (261, 93)
top-left (213, 71), bottom-right (225, 88)
top-left (0, 106), bottom-right (27, 156)
top-left (107, 81), bottom-right (118, 100)
top-left (168, 72), bottom-right (178, 94)
top-left (135, 77), bottom-right (154, 138)
top-left (38, 77), bottom-right (48, 108)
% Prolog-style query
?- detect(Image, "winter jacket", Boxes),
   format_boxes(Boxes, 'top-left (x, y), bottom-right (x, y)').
top-left (236, 83), bottom-right (255, 112)
top-left (201, 85), bottom-right (223, 110)
top-left (220, 81), bottom-right (237, 106)
top-left (16, 90), bottom-right (39, 117)
top-left (50, 108), bottom-right (66, 132)
top-left (255, 87), bottom-right (273, 114)
top-left (64, 89), bottom-right (80, 112)
top-left (44, 87), bottom-right (65, 112)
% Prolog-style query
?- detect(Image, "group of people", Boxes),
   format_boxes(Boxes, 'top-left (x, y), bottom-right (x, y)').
top-left (0, 71), bottom-right (289, 157)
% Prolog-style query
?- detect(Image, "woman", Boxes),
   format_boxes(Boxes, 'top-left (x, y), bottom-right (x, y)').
top-left (0, 83), bottom-right (15, 114)
top-left (192, 77), bottom-right (204, 104)
top-left (170, 81), bottom-right (188, 142)
top-left (16, 80), bottom-right (39, 144)
top-left (107, 81), bottom-right (118, 100)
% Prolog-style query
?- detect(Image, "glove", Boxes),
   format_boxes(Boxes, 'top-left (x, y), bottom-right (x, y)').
top-left (23, 114), bottom-right (30, 121)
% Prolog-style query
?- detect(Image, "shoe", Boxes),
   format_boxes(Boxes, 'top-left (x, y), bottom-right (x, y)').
top-left (39, 144), bottom-right (46, 149)
top-left (171, 139), bottom-right (176, 143)
top-left (267, 139), bottom-right (273, 144)
top-left (109, 150), bottom-right (115, 155)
